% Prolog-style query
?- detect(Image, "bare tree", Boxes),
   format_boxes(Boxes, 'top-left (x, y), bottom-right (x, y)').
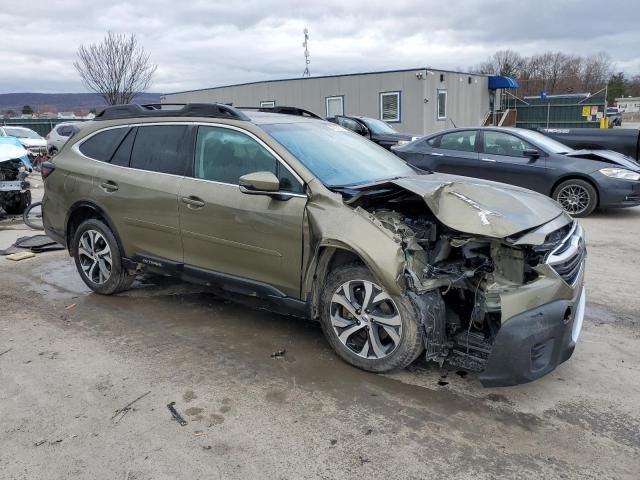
top-left (474, 50), bottom-right (524, 77)
top-left (474, 50), bottom-right (614, 96)
top-left (627, 74), bottom-right (640, 97)
top-left (580, 52), bottom-right (613, 93)
top-left (74, 32), bottom-right (157, 105)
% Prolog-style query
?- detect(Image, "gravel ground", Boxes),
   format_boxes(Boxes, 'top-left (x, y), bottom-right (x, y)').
top-left (0, 198), bottom-right (639, 479)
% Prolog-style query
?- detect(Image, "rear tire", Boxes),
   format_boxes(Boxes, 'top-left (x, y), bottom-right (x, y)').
top-left (72, 218), bottom-right (135, 295)
top-left (552, 179), bottom-right (598, 217)
top-left (319, 265), bottom-right (424, 373)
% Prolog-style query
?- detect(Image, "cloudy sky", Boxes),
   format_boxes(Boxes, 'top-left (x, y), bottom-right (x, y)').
top-left (0, 0), bottom-right (638, 94)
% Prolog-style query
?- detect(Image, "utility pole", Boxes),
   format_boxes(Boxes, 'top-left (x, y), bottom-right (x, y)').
top-left (302, 28), bottom-right (310, 78)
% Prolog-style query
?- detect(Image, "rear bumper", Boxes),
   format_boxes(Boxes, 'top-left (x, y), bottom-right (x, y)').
top-left (42, 195), bottom-right (67, 247)
top-left (479, 287), bottom-right (586, 387)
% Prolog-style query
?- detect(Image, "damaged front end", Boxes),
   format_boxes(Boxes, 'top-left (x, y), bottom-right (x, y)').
top-left (0, 157), bottom-right (31, 212)
top-left (335, 176), bottom-right (586, 387)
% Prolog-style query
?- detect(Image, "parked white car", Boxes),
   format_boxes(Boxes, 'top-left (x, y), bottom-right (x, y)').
top-left (46, 122), bottom-right (81, 155)
top-left (0, 126), bottom-right (48, 157)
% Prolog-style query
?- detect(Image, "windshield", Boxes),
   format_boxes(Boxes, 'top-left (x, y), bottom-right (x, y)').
top-left (262, 121), bottom-right (415, 187)
top-left (360, 118), bottom-right (398, 135)
top-left (516, 129), bottom-right (574, 154)
top-left (3, 127), bottom-right (41, 139)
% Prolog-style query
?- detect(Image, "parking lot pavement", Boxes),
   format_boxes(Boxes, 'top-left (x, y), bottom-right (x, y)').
top-left (1, 207), bottom-right (639, 479)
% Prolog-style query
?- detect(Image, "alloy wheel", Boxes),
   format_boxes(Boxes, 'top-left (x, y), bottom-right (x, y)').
top-left (78, 229), bottom-right (112, 284)
top-left (556, 184), bottom-right (591, 215)
top-left (330, 279), bottom-right (402, 359)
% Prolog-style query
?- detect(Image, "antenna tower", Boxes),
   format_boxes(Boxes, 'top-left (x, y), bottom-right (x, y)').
top-left (302, 28), bottom-right (310, 78)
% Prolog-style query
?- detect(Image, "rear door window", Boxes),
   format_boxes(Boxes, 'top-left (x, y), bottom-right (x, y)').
top-left (439, 130), bottom-right (477, 152)
top-left (79, 128), bottom-right (130, 162)
top-left (130, 125), bottom-right (190, 175)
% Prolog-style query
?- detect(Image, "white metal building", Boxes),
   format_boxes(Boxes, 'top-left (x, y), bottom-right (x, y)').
top-left (616, 97), bottom-right (640, 113)
top-left (162, 68), bottom-right (493, 135)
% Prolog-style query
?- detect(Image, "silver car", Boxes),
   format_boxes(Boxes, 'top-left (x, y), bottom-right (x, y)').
top-left (46, 122), bottom-right (81, 155)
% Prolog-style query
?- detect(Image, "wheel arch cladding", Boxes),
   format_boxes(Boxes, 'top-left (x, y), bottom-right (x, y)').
top-left (307, 247), bottom-right (366, 319)
top-left (66, 201), bottom-right (125, 256)
top-left (302, 194), bottom-right (407, 318)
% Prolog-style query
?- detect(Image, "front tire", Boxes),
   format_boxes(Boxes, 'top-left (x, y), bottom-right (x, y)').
top-left (319, 265), bottom-right (424, 373)
top-left (72, 218), bottom-right (135, 294)
top-left (552, 179), bottom-right (598, 217)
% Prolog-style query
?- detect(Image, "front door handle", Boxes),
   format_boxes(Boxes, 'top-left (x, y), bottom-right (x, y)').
top-left (100, 180), bottom-right (119, 192)
top-left (181, 196), bottom-right (205, 209)
top-left (430, 152), bottom-right (444, 157)
top-left (480, 157), bottom-right (497, 162)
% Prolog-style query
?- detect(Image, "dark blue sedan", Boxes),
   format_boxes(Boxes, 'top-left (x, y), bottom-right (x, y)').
top-left (392, 127), bottom-right (640, 217)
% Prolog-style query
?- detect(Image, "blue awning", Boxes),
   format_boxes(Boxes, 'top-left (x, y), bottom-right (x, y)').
top-left (488, 75), bottom-right (519, 89)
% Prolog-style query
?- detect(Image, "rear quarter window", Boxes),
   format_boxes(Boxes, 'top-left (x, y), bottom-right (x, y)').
top-left (79, 128), bottom-right (130, 162)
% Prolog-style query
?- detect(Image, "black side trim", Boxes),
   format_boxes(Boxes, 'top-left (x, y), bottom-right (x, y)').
top-left (132, 254), bottom-right (184, 275)
top-left (125, 255), bottom-right (310, 318)
top-left (182, 265), bottom-right (287, 298)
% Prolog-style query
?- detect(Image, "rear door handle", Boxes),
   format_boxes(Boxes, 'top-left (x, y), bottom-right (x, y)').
top-left (181, 196), bottom-right (205, 209)
top-left (100, 181), bottom-right (119, 192)
top-left (430, 152), bottom-right (444, 157)
top-left (480, 158), bottom-right (497, 162)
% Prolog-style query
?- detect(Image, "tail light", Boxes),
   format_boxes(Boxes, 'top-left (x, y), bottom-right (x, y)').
top-left (40, 161), bottom-right (56, 179)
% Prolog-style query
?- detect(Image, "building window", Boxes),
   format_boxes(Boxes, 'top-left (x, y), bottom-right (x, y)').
top-left (259, 101), bottom-right (275, 108)
top-left (380, 91), bottom-right (401, 123)
top-left (325, 96), bottom-right (344, 118)
top-left (437, 90), bottom-right (447, 120)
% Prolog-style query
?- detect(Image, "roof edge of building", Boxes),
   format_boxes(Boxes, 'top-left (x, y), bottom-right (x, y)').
top-left (162, 67), bottom-right (489, 97)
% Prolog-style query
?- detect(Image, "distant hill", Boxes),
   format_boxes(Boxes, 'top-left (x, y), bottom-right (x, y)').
top-left (0, 92), bottom-right (162, 114)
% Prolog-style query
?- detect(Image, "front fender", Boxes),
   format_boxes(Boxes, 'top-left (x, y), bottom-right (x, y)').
top-left (302, 191), bottom-right (406, 299)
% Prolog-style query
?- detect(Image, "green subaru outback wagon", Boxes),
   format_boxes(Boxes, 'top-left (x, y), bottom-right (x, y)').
top-left (42, 103), bottom-right (586, 386)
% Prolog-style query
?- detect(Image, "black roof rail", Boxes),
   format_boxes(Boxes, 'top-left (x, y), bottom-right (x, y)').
top-left (94, 103), bottom-right (251, 121)
top-left (238, 106), bottom-right (322, 119)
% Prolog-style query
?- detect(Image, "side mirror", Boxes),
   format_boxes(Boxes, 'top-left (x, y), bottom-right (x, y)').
top-left (239, 171), bottom-right (280, 194)
top-left (523, 148), bottom-right (541, 159)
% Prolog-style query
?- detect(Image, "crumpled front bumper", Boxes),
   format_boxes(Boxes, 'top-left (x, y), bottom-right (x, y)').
top-left (479, 286), bottom-right (586, 387)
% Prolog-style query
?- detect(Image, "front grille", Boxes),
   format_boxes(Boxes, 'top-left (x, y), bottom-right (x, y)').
top-left (546, 222), bottom-right (586, 285)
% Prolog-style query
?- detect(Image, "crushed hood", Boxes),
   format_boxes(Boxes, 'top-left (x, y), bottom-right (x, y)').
top-left (393, 174), bottom-right (563, 238)
top-left (0, 143), bottom-right (29, 163)
top-left (564, 149), bottom-right (640, 170)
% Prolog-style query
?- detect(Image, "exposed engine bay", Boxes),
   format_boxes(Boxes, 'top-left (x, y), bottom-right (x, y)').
top-left (334, 182), bottom-right (570, 373)
top-left (0, 158), bottom-right (30, 212)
